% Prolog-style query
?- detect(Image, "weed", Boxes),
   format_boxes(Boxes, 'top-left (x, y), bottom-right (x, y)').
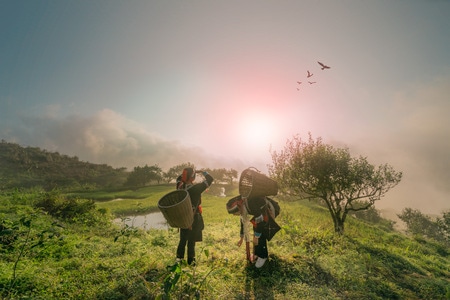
top-left (156, 248), bottom-right (222, 299)
top-left (114, 217), bottom-right (140, 254)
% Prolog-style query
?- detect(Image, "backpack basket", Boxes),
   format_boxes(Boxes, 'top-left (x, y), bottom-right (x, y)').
top-left (158, 190), bottom-right (194, 229)
top-left (239, 167), bottom-right (278, 198)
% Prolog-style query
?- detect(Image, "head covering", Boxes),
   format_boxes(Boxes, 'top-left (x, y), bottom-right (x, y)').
top-left (176, 175), bottom-right (183, 189)
top-left (181, 167), bottom-right (196, 183)
top-left (226, 196), bottom-right (243, 214)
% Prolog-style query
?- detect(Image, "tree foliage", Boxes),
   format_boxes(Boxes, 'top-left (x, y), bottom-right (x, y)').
top-left (204, 168), bottom-right (237, 185)
top-left (162, 162), bottom-right (195, 183)
top-left (0, 141), bottom-right (239, 192)
top-left (437, 211), bottom-right (450, 243)
top-left (0, 140), bottom-right (128, 190)
top-left (398, 208), bottom-right (450, 245)
top-left (124, 164), bottom-right (163, 187)
top-left (161, 164), bottom-right (238, 185)
top-left (269, 134), bottom-right (402, 234)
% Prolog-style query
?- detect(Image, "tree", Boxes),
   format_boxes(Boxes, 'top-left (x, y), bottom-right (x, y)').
top-left (397, 208), bottom-right (437, 237)
top-left (398, 208), bottom-right (450, 245)
top-left (223, 168), bottom-right (238, 185)
top-left (204, 168), bottom-right (238, 185)
top-left (437, 211), bottom-right (450, 244)
top-left (125, 164), bottom-right (162, 187)
top-left (147, 164), bottom-right (163, 184)
top-left (269, 134), bottom-right (402, 234)
top-left (163, 162), bottom-right (195, 183)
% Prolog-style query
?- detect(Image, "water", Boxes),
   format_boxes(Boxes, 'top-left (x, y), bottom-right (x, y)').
top-left (114, 211), bottom-right (169, 230)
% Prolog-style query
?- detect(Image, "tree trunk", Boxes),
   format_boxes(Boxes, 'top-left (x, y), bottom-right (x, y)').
top-left (324, 199), bottom-right (346, 234)
top-left (334, 217), bottom-right (345, 235)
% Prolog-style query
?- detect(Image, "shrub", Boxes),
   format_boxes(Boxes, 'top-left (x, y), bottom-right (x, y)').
top-left (33, 191), bottom-right (108, 226)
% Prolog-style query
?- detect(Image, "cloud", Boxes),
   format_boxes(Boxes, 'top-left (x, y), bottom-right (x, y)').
top-left (389, 77), bottom-right (450, 193)
top-left (346, 77), bottom-right (450, 215)
top-left (5, 108), bottom-right (245, 171)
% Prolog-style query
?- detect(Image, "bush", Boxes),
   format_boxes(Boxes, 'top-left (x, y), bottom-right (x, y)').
top-left (33, 191), bottom-right (108, 226)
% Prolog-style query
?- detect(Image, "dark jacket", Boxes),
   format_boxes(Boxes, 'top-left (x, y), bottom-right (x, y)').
top-left (186, 172), bottom-right (214, 211)
top-left (243, 196), bottom-right (269, 238)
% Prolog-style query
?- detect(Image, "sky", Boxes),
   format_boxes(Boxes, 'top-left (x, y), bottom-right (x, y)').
top-left (1, 1), bottom-right (449, 216)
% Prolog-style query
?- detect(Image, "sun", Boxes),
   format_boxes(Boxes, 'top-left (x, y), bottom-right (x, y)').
top-left (238, 113), bottom-right (276, 152)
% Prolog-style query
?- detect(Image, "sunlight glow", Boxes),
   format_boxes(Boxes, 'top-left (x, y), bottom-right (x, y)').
top-left (238, 113), bottom-right (276, 152)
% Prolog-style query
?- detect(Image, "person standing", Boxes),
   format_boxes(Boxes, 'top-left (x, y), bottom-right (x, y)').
top-left (175, 167), bottom-right (213, 265)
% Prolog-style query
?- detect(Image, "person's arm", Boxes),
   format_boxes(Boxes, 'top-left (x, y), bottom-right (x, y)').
top-left (197, 170), bottom-right (213, 187)
top-left (191, 170), bottom-right (213, 194)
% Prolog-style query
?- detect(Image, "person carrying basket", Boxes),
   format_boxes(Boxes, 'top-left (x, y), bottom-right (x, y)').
top-left (226, 167), bottom-right (280, 268)
top-left (175, 167), bottom-right (213, 265)
top-left (227, 195), bottom-right (280, 268)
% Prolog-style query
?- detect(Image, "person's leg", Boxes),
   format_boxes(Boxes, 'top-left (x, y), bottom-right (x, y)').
top-left (254, 235), bottom-right (268, 268)
top-left (254, 236), bottom-right (268, 259)
top-left (187, 217), bottom-right (203, 265)
top-left (176, 229), bottom-right (188, 260)
top-left (187, 238), bottom-right (196, 265)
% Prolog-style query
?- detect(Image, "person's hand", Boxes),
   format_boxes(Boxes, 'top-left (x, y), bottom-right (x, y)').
top-left (253, 236), bottom-right (259, 246)
top-left (237, 237), bottom-right (243, 247)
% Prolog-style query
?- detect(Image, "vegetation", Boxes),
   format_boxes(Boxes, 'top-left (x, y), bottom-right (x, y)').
top-left (125, 165), bottom-right (164, 187)
top-left (398, 207), bottom-right (450, 246)
top-left (163, 163), bottom-right (196, 184)
top-left (0, 140), bottom-right (128, 190)
top-left (0, 141), bottom-right (239, 193)
top-left (1, 139), bottom-right (448, 299)
top-left (1, 187), bottom-right (449, 299)
top-left (269, 134), bottom-right (402, 234)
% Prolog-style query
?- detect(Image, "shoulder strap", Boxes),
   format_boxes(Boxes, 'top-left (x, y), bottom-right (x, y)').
top-left (265, 197), bottom-right (276, 219)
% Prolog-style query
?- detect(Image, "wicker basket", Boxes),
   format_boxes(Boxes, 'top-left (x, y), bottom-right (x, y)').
top-left (158, 190), bottom-right (194, 229)
top-left (239, 167), bottom-right (278, 198)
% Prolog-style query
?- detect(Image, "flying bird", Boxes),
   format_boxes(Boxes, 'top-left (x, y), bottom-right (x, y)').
top-left (307, 70), bottom-right (313, 78)
top-left (317, 61), bottom-right (330, 70)
top-left (308, 81), bottom-right (316, 84)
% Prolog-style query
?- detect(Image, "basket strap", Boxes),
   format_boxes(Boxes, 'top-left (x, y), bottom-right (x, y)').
top-left (265, 197), bottom-right (276, 219)
top-left (248, 166), bottom-right (260, 173)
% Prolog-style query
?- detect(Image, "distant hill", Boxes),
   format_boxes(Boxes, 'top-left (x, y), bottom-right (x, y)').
top-left (0, 140), bottom-right (128, 190)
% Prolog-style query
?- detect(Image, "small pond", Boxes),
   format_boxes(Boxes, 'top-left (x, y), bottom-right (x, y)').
top-left (114, 211), bottom-right (169, 230)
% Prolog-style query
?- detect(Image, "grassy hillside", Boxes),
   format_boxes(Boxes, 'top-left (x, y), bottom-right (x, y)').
top-left (0, 141), bottom-right (128, 190)
top-left (0, 186), bottom-right (449, 299)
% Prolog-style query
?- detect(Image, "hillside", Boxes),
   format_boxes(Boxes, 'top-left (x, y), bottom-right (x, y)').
top-left (0, 140), bottom-right (128, 190)
top-left (0, 186), bottom-right (449, 299)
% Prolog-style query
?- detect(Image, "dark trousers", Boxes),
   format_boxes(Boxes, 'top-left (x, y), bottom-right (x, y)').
top-left (176, 214), bottom-right (203, 264)
top-left (254, 233), bottom-right (268, 259)
top-left (176, 228), bottom-right (196, 264)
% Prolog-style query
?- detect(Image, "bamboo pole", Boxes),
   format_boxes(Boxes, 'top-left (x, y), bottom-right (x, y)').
top-left (241, 198), bottom-right (252, 263)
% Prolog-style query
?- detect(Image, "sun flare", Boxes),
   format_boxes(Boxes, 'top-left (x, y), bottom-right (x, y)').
top-left (238, 113), bottom-right (276, 151)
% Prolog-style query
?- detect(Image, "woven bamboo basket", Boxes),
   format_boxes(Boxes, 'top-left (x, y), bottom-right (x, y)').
top-left (158, 190), bottom-right (194, 229)
top-left (238, 167), bottom-right (278, 198)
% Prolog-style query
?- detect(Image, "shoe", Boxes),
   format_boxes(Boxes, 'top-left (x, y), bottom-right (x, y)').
top-left (255, 257), bottom-right (267, 268)
top-left (188, 258), bottom-right (196, 266)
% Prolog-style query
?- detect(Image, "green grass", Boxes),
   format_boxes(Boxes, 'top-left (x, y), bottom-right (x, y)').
top-left (67, 184), bottom-right (173, 201)
top-left (80, 185), bottom-right (173, 217)
top-left (1, 186), bottom-right (449, 299)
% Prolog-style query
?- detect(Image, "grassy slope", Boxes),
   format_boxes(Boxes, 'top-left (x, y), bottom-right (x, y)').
top-left (1, 186), bottom-right (449, 299)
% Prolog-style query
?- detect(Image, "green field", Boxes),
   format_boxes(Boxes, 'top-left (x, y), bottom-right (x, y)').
top-left (0, 185), bottom-right (449, 299)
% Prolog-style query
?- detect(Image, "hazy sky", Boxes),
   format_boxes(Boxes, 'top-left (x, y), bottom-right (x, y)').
top-left (1, 1), bottom-right (449, 215)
